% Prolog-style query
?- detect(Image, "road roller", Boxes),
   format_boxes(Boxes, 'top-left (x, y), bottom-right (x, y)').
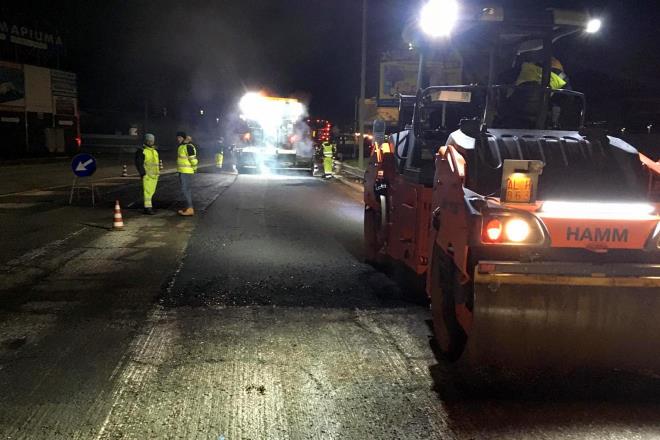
top-left (364, 5), bottom-right (660, 374)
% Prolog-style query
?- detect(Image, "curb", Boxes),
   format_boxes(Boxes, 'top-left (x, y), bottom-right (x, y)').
top-left (337, 161), bottom-right (365, 181)
top-left (335, 176), bottom-right (364, 194)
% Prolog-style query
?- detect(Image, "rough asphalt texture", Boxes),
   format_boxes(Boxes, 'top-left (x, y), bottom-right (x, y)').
top-left (1, 168), bottom-right (660, 439)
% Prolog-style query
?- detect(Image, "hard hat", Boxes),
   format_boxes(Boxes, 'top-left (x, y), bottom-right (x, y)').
top-left (176, 131), bottom-right (187, 138)
top-left (144, 133), bottom-right (155, 142)
top-left (551, 57), bottom-right (564, 71)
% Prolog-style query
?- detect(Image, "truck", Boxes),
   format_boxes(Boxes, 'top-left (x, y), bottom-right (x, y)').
top-left (364, 5), bottom-right (660, 374)
top-left (234, 93), bottom-right (314, 173)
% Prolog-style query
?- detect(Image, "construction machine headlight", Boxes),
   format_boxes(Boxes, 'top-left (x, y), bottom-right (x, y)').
top-left (481, 212), bottom-right (546, 246)
top-left (420, 0), bottom-right (459, 38)
top-left (541, 201), bottom-right (655, 220)
top-left (504, 218), bottom-right (531, 243)
top-left (585, 18), bottom-right (602, 34)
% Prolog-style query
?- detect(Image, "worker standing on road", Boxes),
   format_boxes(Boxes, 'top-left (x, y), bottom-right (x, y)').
top-left (135, 133), bottom-right (159, 215)
top-left (321, 139), bottom-right (335, 178)
top-left (215, 137), bottom-right (225, 170)
top-left (176, 132), bottom-right (198, 216)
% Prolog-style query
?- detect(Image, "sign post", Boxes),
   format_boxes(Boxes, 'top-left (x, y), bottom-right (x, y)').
top-left (69, 153), bottom-right (98, 206)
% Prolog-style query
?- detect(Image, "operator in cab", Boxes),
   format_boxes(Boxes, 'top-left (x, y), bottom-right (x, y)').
top-left (515, 56), bottom-right (571, 90)
top-left (500, 53), bottom-right (573, 129)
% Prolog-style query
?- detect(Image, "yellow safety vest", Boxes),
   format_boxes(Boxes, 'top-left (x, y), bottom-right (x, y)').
top-left (516, 62), bottom-right (567, 90)
top-left (143, 145), bottom-right (160, 177)
top-left (177, 143), bottom-right (198, 174)
top-left (322, 142), bottom-right (335, 158)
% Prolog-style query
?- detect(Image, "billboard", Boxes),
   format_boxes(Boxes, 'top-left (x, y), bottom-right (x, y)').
top-left (0, 61), bottom-right (24, 108)
top-left (364, 99), bottom-right (399, 125)
top-left (379, 52), bottom-right (463, 106)
top-left (51, 70), bottom-right (78, 98)
top-left (25, 65), bottom-right (53, 113)
top-left (0, 20), bottom-right (64, 52)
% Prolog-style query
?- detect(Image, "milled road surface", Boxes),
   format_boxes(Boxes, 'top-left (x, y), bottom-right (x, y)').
top-left (1, 166), bottom-right (660, 439)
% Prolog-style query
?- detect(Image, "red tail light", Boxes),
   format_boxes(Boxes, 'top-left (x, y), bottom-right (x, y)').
top-left (484, 219), bottom-right (503, 242)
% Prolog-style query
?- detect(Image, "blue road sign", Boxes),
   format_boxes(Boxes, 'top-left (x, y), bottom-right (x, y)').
top-left (71, 153), bottom-right (97, 178)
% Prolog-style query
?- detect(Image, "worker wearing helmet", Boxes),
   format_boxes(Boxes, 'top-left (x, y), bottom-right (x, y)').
top-left (135, 133), bottom-right (160, 215)
top-left (515, 57), bottom-right (570, 90)
top-left (321, 139), bottom-right (336, 178)
top-left (176, 132), bottom-right (198, 216)
top-left (502, 56), bottom-right (572, 128)
top-left (215, 137), bottom-right (225, 170)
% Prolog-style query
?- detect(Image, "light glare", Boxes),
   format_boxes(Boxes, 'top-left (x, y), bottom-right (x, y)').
top-left (420, 0), bottom-right (459, 38)
top-left (541, 201), bottom-right (656, 220)
top-left (586, 18), bottom-right (602, 33)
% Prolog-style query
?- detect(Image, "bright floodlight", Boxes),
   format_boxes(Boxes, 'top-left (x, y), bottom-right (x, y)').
top-left (542, 201), bottom-right (655, 220)
top-left (586, 18), bottom-right (602, 33)
top-left (420, 0), bottom-right (459, 38)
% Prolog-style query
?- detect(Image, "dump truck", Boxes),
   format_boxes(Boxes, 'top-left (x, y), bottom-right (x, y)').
top-left (234, 93), bottom-right (314, 173)
top-left (364, 5), bottom-right (660, 373)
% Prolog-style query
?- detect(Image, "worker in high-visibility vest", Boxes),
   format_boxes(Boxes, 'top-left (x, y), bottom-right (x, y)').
top-left (515, 57), bottom-right (569, 90)
top-left (321, 140), bottom-right (336, 178)
top-left (215, 137), bottom-right (225, 169)
top-left (135, 133), bottom-right (159, 215)
top-left (176, 132), bottom-right (199, 216)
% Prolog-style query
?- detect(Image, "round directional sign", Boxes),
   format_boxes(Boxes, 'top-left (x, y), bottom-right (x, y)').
top-left (71, 153), bottom-right (97, 177)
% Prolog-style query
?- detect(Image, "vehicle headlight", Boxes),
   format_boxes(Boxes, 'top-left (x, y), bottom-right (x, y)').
top-left (504, 218), bottom-right (531, 242)
top-left (481, 213), bottom-right (546, 246)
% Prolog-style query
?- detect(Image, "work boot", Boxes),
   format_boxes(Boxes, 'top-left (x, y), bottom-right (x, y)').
top-left (143, 208), bottom-right (155, 215)
top-left (177, 208), bottom-right (195, 216)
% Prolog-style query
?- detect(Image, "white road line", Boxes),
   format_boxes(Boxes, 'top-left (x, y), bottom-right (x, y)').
top-left (4, 227), bottom-right (87, 267)
top-left (92, 307), bottom-right (164, 440)
top-left (0, 202), bottom-right (45, 209)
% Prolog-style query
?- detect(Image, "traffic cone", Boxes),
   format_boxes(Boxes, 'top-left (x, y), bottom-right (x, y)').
top-left (159, 159), bottom-right (164, 170)
top-left (121, 164), bottom-right (128, 177)
top-left (113, 200), bottom-right (125, 229)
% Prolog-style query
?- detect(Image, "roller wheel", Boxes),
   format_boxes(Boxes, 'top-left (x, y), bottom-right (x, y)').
top-left (364, 195), bottom-right (387, 266)
top-left (430, 245), bottom-right (467, 362)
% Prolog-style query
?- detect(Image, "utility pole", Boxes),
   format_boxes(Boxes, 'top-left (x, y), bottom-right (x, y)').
top-left (358, 0), bottom-right (367, 169)
top-left (144, 99), bottom-right (149, 135)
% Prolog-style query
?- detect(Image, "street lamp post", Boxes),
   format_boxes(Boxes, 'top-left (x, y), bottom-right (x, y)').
top-left (358, 0), bottom-right (367, 169)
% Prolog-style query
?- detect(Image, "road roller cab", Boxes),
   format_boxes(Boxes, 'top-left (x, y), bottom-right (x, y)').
top-left (364, 5), bottom-right (660, 374)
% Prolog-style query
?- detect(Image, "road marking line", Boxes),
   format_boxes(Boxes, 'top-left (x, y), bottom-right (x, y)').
top-left (0, 202), bottom-right (44, 208)
top-left (4, 227), bottom-right (87, 267)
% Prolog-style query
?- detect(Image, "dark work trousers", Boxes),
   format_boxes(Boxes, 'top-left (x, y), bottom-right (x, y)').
top-left (179, 173), bottom-right (194, 208)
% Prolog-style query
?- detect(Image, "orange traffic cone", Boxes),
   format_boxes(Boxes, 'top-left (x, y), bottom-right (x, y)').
top-left (113, 200), bottom-right (125, 229)
top-left (121, 164), bottom-right (128, 177)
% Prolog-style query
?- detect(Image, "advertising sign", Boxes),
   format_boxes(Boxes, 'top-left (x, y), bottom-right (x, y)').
top-left (25, 65), bottom-right (53, 113)
top-left (379, 52), bottom-right (463, 106)
top-left (0, 61), bottom-right (24, 108)
top-left (0, 21), bottom-right (64, 52)
top-left (364, 99), bottom-right (399, 125)
top-left (54, 96), bottom-right (76, 115)
top-left (51, 70), bottom-right (78, 98)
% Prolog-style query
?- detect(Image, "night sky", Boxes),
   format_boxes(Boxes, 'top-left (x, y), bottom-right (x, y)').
top-left (4, 0), bottom-right (660, 125)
